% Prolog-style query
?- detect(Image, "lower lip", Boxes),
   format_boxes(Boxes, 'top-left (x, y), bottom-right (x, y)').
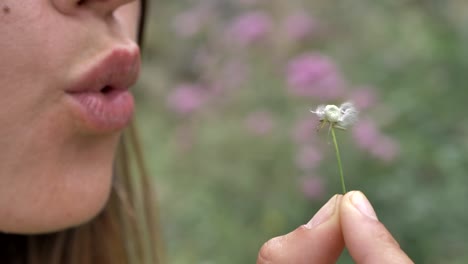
top-left (66, 89), bottom-right (134, 133)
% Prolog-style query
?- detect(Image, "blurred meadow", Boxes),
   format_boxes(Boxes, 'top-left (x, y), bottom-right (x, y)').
top-left (135, 0), bottom-right (468, 263)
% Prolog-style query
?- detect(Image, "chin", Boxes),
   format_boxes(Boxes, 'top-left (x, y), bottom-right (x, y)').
top-left (0, 131), bottom-right (120, 235)
top-left (14, 164), bottom-right (114, 235)
top-left (6, 166), bottom-right (114, 235)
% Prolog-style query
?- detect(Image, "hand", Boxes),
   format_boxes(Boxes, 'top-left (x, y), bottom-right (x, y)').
top-left (257, 191), bottom-right (414, 264)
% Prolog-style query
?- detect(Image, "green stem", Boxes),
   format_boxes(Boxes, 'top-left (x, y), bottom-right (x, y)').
top-left (331, 126), bottom-right (347, 194)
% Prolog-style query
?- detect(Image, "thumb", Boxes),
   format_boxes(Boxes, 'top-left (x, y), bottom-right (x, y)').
top-left (340, 191), bottom-right (414, 264)
top-left (257, 195), bottom-right (344, 264)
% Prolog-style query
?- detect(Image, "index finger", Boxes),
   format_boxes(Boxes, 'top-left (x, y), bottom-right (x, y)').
top-left (340, 191), bottom-right (414, 264)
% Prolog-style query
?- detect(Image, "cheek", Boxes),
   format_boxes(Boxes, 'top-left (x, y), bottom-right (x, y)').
top-left (0, 2), bottom-right (123, 234)
top-left (0, 3), bottom-right (73, 116)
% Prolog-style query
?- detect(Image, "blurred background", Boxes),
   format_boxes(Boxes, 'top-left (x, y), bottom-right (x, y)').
top-left (135, 0), bottom-right (468, 263)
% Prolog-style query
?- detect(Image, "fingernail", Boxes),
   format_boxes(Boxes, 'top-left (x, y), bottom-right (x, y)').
top-left (306, 195), bottom-right (339, 228)
top-left (350, 191), bottom-right (378, 220)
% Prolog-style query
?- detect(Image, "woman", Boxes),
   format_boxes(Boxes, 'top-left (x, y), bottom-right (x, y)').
top-left (0, 0), bottom-right (161, 263)
top-left (0, 0), bottom-right (412, 263)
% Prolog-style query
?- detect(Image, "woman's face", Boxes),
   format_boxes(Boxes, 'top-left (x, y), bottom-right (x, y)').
top-left (0, 0), bottom-right (141, 233)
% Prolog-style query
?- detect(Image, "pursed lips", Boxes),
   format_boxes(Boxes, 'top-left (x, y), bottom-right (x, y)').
top-left (65, 45), bottom-right (141, 133)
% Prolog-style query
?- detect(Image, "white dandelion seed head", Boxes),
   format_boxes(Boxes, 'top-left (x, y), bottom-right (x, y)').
top-left (324, 104), bottom-right (341, 123)
top-left (310, 105), bottom-right (326, 120)
top-left (338, 101), bottom-right (358, 127)
top-left (310, 101), bottom-right (359, 128)
top-left (339, 102), bottom-right (355, 113)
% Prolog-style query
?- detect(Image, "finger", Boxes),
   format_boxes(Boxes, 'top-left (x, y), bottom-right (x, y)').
top-left (340, 191), bottom-right (414, 264)
top-left (257, 195), bottom-right (344, 264)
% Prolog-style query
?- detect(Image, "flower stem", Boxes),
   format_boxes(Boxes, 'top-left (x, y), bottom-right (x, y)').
top-left (331, 126), bottom-right (347, 194)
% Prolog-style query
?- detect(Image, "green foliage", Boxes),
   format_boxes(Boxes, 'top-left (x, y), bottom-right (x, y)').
top-left (137, 1), bottom-right (468, 263)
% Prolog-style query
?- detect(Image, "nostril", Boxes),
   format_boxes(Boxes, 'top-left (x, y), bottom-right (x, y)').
top-left (77, 0), bottom-right (85, 6)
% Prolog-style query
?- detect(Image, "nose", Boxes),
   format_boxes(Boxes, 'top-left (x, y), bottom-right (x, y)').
top-left (53, 0), bottom-right (136, 16)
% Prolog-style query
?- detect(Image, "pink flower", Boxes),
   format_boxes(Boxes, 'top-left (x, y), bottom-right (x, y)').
top-left (352, 119), bottom-right (380, 150)
top-left (352, 119), bottom-right (400, 162)
top-left (295, 145), bottom-right (323, 171)
top-left (286, 53), bottom-right (345, 99)
top-left (245, 110), bottom-right (275, 136)
top-left (369, 136), bottom-right (399, 162)
top-left (299, 176), bottom-right (325, 200)
top-left (349, 87), bottom-right (378, 110)
top-left (167, 84), bottom-right (207, 115)
top-left (291, 116), bottom-right (320, 144)
top-left (226, 11), bottom-right (273, 46)
top-left (282, 11), bottom-right (317, 41)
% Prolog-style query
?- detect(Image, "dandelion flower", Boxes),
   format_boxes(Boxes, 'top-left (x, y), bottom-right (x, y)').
top-left (311, 104), bottom-right (326, 120)
top-left (338, 102), bottom-right (358, 128)
top-left (310, 101), bottom-right (358, 194)
top-left (310, 102), bottom-right (358, 130)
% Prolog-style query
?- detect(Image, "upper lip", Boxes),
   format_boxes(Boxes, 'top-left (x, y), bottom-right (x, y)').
top-left (66, 45), bottom-right (141, 94)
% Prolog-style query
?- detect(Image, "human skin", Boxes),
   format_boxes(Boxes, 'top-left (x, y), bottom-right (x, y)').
top-left (257, 191), bottom-right (414, 264)
top-left (0, 0), bottom-right (141, 234)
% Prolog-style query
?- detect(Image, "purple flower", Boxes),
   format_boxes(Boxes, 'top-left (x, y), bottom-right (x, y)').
top-left (245, 110), bottom-right (275, 136)
top-left (291, 116), bottom-right (320, 144)
top-left (226, 11), bottom-right (273, 46)
top-left (352, 119), bottom-right (380, 150)
top-left (352, 119), bottom-right (399, 162)
top-left (295, 145), bottom-right (323, 171)
top-left (282, 11), bottom-right (317, 41)
top-left (286, 53), bottom-right (345, 99)
top-left (299, 176), bottom-right (325, 200)
top-left (167, 84), bottom-right (207, 115)
top-left (349, 87), bottom-right (378, 110)
top-left (369, 136), bottom-right (399, 163)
